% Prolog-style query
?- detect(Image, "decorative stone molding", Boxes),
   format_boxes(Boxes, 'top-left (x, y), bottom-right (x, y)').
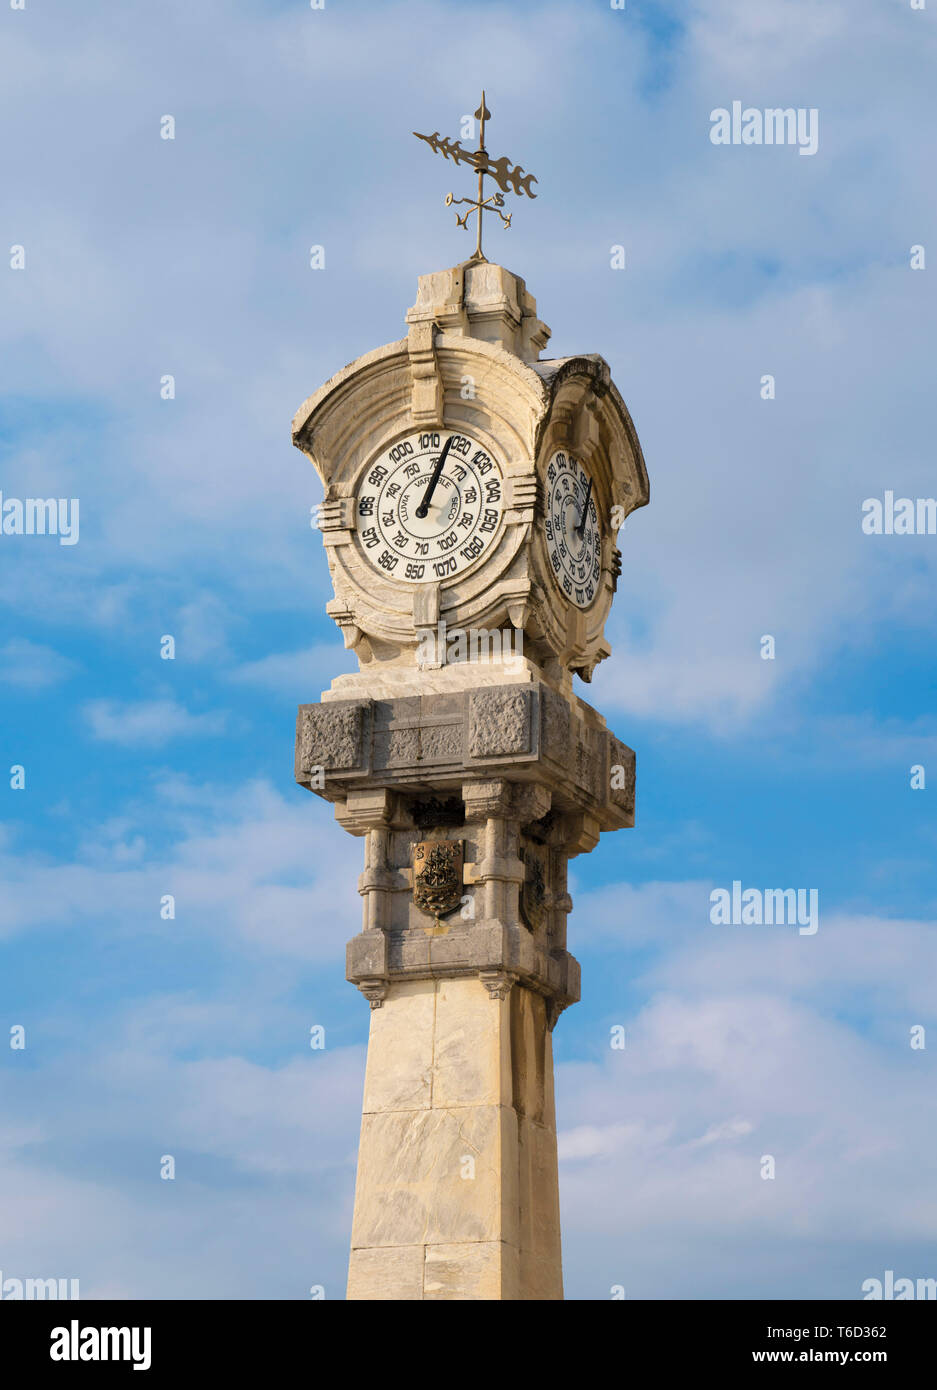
top-left (407, 319), bottom-right (443, 426)
top-left (357, 979), bottom-right (389, 1009)
top-left (297, 682), bottom-right (635, 835)
top-left (479, 970), bottom-right (517, 1001)
top-left (468, 688), bottom-right (531, 757)
top-left (297, 700), bottom-right (367, 775)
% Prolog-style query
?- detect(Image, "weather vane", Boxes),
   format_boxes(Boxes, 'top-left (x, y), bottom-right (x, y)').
top-left (413, 92), bottom-right (538, 262)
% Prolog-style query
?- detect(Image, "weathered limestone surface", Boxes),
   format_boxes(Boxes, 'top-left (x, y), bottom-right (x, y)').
top-left (346, 976), bottom-right (562, 1301)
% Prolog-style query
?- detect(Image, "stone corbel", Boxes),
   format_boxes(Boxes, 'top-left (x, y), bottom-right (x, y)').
top-left (546, 810), bottom-right (601, 857)
top-left (335, 788), bottom-right (395, 837)
top-left (325, 594), bottom-right (366, 654)
top-left (357, 979), bottom-right (389, 1010)
top-left (545, 996), bottom-right (571, 1031)
top-left (490, 578), bottom-right (533, 634)
top-left (407, 320), bottom-right (443, 427)
top-left (479, 970), bottom-right (517, 1001)
top-left (571, 640), bottom-right (610, 684)
top-left (512, 783), bottom-right (552, 827)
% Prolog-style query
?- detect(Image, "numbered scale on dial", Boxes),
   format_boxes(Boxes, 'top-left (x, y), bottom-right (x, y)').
top-left (355, 431), bottom-right (504, 583)
top-left (544, 450), bottom-right (601, 609)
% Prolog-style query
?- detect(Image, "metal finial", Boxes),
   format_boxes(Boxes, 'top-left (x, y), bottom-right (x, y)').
top-left (413, 92), bottom-right (537, 262)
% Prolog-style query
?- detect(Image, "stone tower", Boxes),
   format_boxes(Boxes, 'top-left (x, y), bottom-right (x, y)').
top-left (292, 260), bottom-right (648, 1299)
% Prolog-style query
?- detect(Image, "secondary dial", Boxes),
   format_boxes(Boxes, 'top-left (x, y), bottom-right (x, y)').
top-left (544, 449), bottom-right (601, 609)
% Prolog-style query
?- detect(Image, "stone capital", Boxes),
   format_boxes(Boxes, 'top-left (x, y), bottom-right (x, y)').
top-left (334, 790), bottom-right (396, 837)
top-left (462, 779), bottom-right (512, 821)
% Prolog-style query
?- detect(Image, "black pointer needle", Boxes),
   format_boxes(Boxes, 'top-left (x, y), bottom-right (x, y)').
top-left (415, 434), bottom-right (454, 519)
top-left (575, 475), bottom-right (593, 539)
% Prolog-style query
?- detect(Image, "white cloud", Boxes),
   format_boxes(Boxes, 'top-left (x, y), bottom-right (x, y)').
top-left (0, 776), bottom-right (360, 961)
top-left (83, 698), bottom-right (228, 745)
top-left (691, 1116), bottom-right (755, 1146)
top-left (0, 637), bottom-right (77, 689)
top-left (554, 879), bottom-right (937, 1295)
top-left (0, 1042), bottom-right (366, 1298)
top-left (229, 642), bottom-right (356, 693)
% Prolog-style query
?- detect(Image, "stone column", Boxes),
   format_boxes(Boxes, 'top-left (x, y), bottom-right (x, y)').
top-left (295, 675), bottom-right (635, 1300)
top-left (345, 972), bottom-right (561, 1300)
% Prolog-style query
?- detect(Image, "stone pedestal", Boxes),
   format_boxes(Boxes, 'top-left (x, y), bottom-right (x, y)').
top-left (295, 666), bottom-right (635, 1300)
top-left (346, 976), bottom-right (561, 1300)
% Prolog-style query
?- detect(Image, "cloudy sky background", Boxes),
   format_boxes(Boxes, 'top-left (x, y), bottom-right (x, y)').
top-left (2, 0), bottom-right (936, 1298)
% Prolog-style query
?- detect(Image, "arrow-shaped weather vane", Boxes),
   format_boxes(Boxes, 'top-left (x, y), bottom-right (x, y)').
top-left (414, 92), bottom-right (537, 262)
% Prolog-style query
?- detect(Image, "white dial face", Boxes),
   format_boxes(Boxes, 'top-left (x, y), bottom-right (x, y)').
top-left (544, 450), bottom-right (601, 609)
top-left (355, 430), bottom-right (504, 584)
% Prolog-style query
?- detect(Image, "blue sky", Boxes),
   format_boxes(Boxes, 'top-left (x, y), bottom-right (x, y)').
top-left (2, 0), bottom-right (936, 1299)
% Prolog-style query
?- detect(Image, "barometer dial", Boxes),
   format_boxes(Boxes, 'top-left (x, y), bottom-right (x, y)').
top-left (355, 430), bottom-right (504, 583)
